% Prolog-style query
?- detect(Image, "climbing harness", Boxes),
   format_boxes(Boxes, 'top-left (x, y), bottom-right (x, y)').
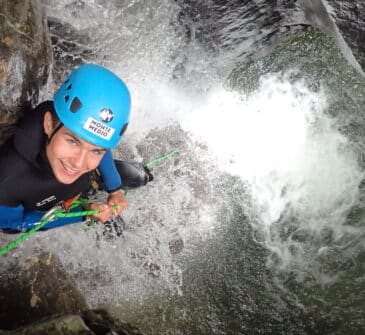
top-left (0, 202), bottom-right (112, 256)
top-left (0, 149), bottom-right (181, 256)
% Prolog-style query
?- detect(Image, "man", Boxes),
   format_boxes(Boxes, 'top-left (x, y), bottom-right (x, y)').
top-left (0, 64), bottom-right (143, 231)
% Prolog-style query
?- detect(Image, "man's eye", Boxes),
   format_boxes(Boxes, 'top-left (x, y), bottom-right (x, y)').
top-left (66, 138), bottom-right (77, 145)
top-left (92, 150), bottom-right (104, 155)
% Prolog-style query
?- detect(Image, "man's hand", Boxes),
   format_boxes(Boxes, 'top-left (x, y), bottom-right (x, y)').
top-left (106, 189), bottom-right (128, 216)
top-left (86, 190), bottom-right (127, 223)
top-left (87, 203), bottom-right (114, 223)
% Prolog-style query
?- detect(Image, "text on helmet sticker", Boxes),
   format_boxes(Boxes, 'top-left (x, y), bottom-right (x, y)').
top-left (83, 117), bottom-right (115, 140)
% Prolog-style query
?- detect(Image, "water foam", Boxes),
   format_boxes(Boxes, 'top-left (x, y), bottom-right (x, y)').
top-left (175, 73), bottom-right (363, 271)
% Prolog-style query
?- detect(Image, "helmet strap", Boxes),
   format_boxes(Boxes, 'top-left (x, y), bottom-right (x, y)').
top-left (47, 122), bottom-right (63, 143)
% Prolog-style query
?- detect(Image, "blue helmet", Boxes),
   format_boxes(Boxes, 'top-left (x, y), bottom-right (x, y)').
top-left (53, 64), bottom-right (131, 149)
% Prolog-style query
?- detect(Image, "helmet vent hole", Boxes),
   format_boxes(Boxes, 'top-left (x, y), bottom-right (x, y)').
top-left (70, 97), bottom-right (82, 113)
top-left (120, 123), bottom-right (128, 136)
top-left (66, 84), bottom-right (72, 90)
top-left (65, 95), bottom-right (70, 102)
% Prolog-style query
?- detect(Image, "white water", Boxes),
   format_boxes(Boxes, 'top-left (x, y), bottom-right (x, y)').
top-left (31, 0), bottom-right (365, 303)
top-left (175, 72), bottom-right (363, 272)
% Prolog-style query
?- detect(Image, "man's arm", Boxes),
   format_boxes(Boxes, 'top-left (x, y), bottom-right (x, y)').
top-left (98, 150), bottom-right (122, 192)
top-left (97, 150), bottom-right (127, 218)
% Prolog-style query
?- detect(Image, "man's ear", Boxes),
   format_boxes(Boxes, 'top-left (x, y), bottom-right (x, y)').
top-left (43, 112), bottom-right (53, 137)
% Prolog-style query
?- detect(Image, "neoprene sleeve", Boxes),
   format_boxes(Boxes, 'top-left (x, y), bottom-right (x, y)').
top-left (0, 205), bottom-right (84, 231)
top-left (98, 150), bottom-right (122, 192)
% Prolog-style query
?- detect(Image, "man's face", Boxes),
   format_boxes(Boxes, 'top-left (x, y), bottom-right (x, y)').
top-left (44, 112), bottom-right (106, 184)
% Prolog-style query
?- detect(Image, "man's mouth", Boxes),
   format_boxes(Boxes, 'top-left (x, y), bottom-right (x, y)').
top-left (60, 161), bottom-right (80, 176)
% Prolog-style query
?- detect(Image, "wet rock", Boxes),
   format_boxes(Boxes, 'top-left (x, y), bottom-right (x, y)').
top-left (0, 0), bottom-right (53, 145)
top-left (178, 0), bottom-right (365, 76)
top-left (299, 0), bottom-right (365, 76)
top-left (8, 310), bottom-right (146, 335)
top-left (328, 0), bottom-right (365, 72)
top-left (0, 252), bottom-right (145, 334)
top-left (47, 17), bottom-right (94, 85)
top-left (169, 237), bottom-right (184, 255)
top-left (9, 315), bottom-right (93, 335)
top-left (133, 124), bottom-right (214, 205)
top-left (0, 252), bottom-right (88, 330)
top-left (82, 309), bottom-right (145, 335)
top-left (177, 0), bottom-right (309, 72)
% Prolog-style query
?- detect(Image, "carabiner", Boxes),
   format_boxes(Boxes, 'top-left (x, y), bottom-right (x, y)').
top-left (39, 205), bottom-right (63, 224)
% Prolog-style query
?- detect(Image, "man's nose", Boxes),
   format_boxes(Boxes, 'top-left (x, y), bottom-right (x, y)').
top-left (72, 149), bottom-right (87, 169)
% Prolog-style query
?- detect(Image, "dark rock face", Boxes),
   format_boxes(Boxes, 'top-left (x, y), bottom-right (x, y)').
top-left (299, 0), bottom-right (365, 75)
top-left (82, 309), bottom-right (145, 335)
top-left (323, 0), bottom-right (365, 74)
top-left (47, 17), bottom-right (94, 85)
top-left (10, 315), bottom-right (94, 335)
top-left (0, 0), bottom-right (53, 145)
top-left (0, 252), bottom-right (145, 334)
top-left (178, 0), bottom-right (365, 75)
top-left (0, 252), bottom-right (88, 330)
top-left (177, 0), bottom-right (309, 68)
top-left (7, 311), bottom-right (145, 334)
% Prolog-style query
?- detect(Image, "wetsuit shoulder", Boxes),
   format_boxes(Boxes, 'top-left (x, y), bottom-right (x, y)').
top-left (0, 140), bottom-right (32, 206)
top-left (13, 101), bottom-right (53, 163)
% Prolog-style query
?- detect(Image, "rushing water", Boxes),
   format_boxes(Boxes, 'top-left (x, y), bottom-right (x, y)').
top-left (8, 0), bottom-right (365, 333)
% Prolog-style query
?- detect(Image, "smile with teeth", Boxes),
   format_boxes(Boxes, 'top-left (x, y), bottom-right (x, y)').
top-left (61, 161), bottom-right (80, 175)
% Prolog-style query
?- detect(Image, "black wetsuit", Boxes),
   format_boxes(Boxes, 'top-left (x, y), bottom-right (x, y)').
top-left (0, 101), bottom-right (92, 210)
top-left (0, 101), bottom-right (101, 230)
top-left (0, 101), bottom-right (153, 231)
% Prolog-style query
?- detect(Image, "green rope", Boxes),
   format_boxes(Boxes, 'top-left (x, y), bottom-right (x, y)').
top-left (0, 205), bottom-right (119, 256)
top-left (0, 221), bottom-right (47, 256)
top-left (145, 149), bottom-right (180, 167)
top-left (0, 209), bottom-right (59, 256)
top-left (55, 209), bottom-right (99, 218)
top-left (56, 203), bottom-right (119, 219)
top-left (0, 148), bottom-right (181, 255)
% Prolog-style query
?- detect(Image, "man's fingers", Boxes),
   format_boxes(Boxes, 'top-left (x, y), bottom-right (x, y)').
top-left (111, 205), bottom-right (119, 215)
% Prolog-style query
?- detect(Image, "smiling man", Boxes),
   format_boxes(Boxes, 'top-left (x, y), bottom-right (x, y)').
top-left (44, 114), bottom-right (107, 185)
top-left (0, 64), bottom-right (132, 231)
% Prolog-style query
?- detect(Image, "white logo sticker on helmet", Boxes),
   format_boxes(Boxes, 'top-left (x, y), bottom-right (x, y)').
top-left (83, 117), bottom-right (115, 140)
top-left (99, 108), bottom-right (114, 122)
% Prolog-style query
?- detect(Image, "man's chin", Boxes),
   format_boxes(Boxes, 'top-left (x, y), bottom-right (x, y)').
top-left (54, 171), bottom-right (82, 184)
